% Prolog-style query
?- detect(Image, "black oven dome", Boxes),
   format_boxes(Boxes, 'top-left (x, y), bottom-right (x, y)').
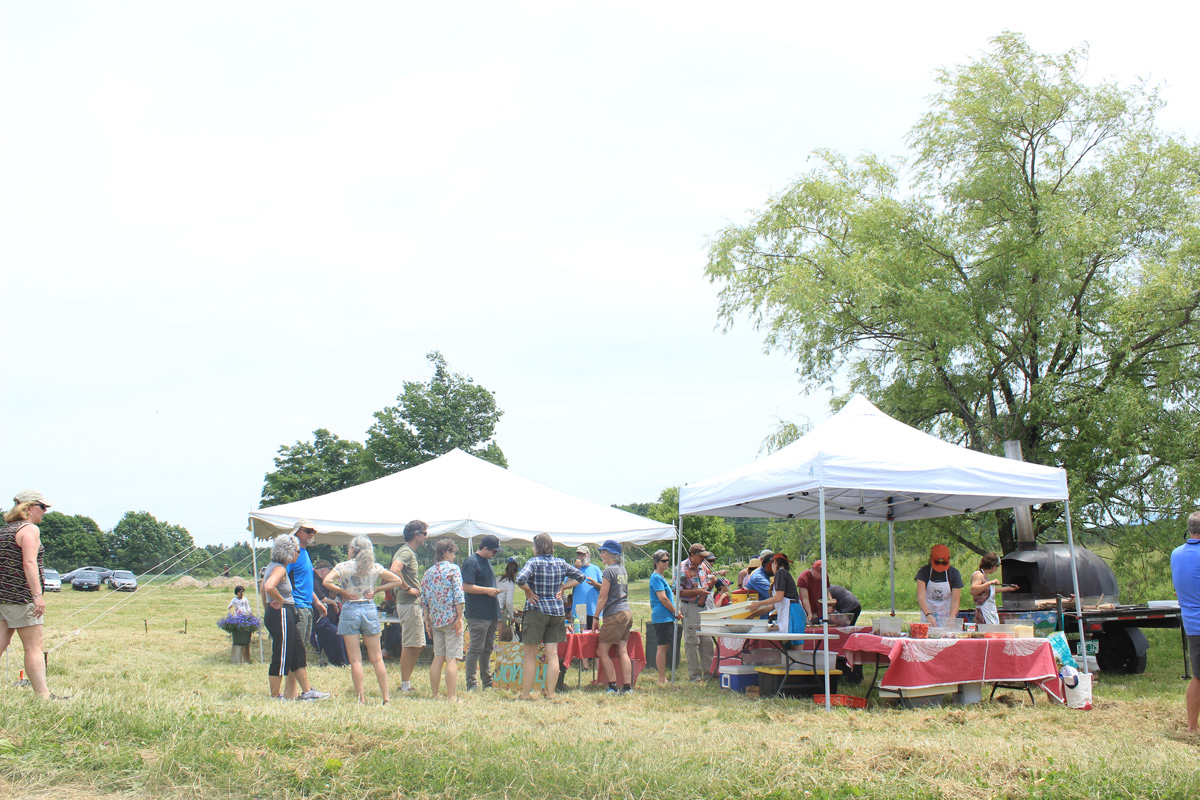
top-left (1001, 540), bottom-right (1119, 605)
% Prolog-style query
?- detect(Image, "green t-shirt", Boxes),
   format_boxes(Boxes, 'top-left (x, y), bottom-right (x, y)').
top-left (393, 544), bottom-right (420, 605)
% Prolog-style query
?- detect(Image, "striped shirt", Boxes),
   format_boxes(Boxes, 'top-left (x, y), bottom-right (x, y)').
top-left (0, 521), bottom-right (42, 605)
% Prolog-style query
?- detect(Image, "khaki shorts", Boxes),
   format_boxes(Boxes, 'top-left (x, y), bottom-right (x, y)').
top-left (598, 609), bottom-right (633, 644)
top-left (394, 603), bottom-right (426, 648)
top-left (432, 624), bottom-right (464, 659)
top-left (522, 608), bottom-right (566, 644)
top-left (0, 602), bottom-right (43, 628)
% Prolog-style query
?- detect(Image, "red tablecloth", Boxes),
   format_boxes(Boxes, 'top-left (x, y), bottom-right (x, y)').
top-left (561, 631), bottom-right (646, 686)
top-left (841, 633), bottom-right (1063, 701)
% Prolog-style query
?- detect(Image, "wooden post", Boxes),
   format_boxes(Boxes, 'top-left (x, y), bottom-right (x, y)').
top-left (184, 619), bottom-right (188, 634)
top-left (144, 620), bottom-right (148, 634)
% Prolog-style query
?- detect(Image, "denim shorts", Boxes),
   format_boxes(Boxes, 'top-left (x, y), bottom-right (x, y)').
top-left (337, 601), bottom-right (381, 636)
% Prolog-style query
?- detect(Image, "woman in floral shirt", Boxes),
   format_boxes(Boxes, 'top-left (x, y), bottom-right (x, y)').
top-left (421, 538), bottom-right (465, 701)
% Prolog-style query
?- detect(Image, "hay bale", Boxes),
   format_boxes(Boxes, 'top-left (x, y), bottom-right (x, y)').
top-left (208, 576), bottom-right (254, 590)
top-left (171, 576), bottom-right (207, 589)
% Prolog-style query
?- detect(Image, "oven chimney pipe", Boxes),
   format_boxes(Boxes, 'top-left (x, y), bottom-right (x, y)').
top-left (1003, 440), bottom-right (1038, 551)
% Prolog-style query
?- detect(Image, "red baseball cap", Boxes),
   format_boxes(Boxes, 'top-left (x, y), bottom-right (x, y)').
top-left (930, 544), bottom-right (951, 572)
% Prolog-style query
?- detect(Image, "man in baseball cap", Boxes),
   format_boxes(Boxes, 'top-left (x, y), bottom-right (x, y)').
top-left (570, 545), bottom-right (603, 629)
top-left (677, 543), bottom-right (717, 681)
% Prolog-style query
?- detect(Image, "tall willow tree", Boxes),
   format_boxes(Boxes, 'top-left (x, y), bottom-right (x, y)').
top-left (706, 33), bottom-right (1200, 553)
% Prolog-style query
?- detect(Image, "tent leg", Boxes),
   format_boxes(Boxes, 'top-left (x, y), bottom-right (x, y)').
top-left (888, 520), bottom-right (896, 616)
top-left (819, 487), bottom-right (830, 712)
top-left (1063, 500), bottom-right (1089, 669)
top-left (670, 520), bottom-right (681, 683)
top-left (252, 537), bottom-right (264, 664)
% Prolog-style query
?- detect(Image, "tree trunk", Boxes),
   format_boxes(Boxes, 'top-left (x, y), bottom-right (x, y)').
top-left (997, 510), bottom-right (1018, 555)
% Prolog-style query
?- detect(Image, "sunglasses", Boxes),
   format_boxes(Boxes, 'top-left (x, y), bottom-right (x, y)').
top-left (934, 558), bottom-right (949, 566)
top-left (35, 503), bottom-right (49, 511)
top-left (657, 558), bottom-right (669, 563)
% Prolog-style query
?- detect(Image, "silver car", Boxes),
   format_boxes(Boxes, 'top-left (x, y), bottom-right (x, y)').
top-left (43, 568), bottom-right (62, 592)
top-left (107, 570), bottom-right (138, 591)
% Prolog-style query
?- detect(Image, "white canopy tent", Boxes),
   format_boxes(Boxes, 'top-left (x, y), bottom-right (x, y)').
top-left (680, 394), bottom-right (1087, 710)
top-left (247, 447), bottom-right (677, 549)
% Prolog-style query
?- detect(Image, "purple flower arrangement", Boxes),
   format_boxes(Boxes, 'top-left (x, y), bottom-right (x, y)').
top-left (217, 611), bottom-right (263, 634)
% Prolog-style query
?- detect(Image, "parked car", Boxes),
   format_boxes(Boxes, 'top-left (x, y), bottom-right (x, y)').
top-left (42, 568), bottom-right (62, 592)
top-left (61, 566), bottom-right (113, 584)
top-left (71, 571), bottom-right (102, 591)
top-left (107, 570), bottom-right (138, 591)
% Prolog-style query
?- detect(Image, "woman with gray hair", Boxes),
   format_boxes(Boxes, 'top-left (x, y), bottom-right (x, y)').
top-left (323, 536), bottom-right (403, 704)
top-left (648, 548), bottom-right (681, 685)
top-left (263, 534), bottom-right (325, 701)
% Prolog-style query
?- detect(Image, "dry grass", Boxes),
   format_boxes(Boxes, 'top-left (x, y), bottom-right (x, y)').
top-left (1, 587), bottom-right (1198, 799)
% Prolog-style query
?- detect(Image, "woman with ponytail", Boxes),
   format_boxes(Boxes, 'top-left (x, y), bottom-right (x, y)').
top-left (323, 536), bottom-right (403, 704)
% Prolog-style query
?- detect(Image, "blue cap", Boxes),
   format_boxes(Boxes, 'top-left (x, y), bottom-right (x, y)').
top-left (507, 556), bottom-right (519, 563)
top-left (599, 540), bottom-right (622, 555)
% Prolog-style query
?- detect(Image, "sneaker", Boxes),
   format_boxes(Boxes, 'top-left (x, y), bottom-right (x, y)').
top-left (619, 685), bottom-right (634, 695)
top-left (298, 688), bottom-right (330, 701)
top-left (275, 695), bottom-right (289, 702)
top-left (399, 685), bottom-right (418, 694)
top-left (605, 684), bottom-right (620, 695)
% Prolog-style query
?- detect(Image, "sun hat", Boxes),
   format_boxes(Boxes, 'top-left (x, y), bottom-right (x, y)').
top-left (13, 489), bottom-right (51, 507)
top-left (291, 519), bottom-right (317, 533)
top-left (930, 544), bottom-right (951, 572)
top-left (689, 543), bottom-right (706, 555)
top-left (599, 540), bottom-right (622, 555)
top-left (748, 558), bottom-right (761, 570)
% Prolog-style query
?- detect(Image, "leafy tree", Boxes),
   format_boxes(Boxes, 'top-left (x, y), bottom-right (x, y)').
top-left (261, 428), bottom-right (367, 507)
top-left (364, 351), bottom-right (506, 477)
top-left (645, 486), bottom-right (736, 561)
top-left (110, 511), bottom-right (196, 574)
top-left (706, 33), bottom-right (1200, 553)
top-left (38, 512), bottom-right (109, 572)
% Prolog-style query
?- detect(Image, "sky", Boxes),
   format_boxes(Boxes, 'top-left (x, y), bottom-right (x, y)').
top-left (3, 1), bottom-right (1198, 546)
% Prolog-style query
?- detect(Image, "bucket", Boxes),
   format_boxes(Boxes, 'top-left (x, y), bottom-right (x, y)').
top-left (1064, 672), bottom-right (1092, 710)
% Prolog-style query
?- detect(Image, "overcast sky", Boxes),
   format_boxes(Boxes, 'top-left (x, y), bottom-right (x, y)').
top-left (3, 2), bottom-right (1198, 546)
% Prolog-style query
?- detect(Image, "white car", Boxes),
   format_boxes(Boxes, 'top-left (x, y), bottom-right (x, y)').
top-left (43, 568), bottom-right (62, 592)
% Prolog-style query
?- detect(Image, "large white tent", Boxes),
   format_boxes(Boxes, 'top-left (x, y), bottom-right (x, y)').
top-left (680, 394), bottom-right (1087, 709)
top-left (247, 447), bottom-right (676, 549)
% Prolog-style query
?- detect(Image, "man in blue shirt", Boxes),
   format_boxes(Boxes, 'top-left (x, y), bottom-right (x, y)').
top-left (1171, 510), bottom-right (1200, 733)
top-left (744, 557), bottom-right (772, 619)
top-left (287, 520), bottom-right (330, 699)
top-left (569, 546), bottom-right (603, 628)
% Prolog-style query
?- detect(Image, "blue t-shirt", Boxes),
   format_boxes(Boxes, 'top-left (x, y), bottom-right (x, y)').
top-left (1171, 539), bottom-right (1200, 635)
top-left (569, 564), bottom-right (603, 616)
top-left (287, 548), bottom-right (315, 610)
top-left (649, 571), bottom-right (675, 624)
top-left (744, 568), bottom-right (771, 600)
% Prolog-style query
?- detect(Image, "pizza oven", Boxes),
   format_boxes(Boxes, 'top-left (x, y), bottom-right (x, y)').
top-left (1000, 540), bottom-right (1119, 610)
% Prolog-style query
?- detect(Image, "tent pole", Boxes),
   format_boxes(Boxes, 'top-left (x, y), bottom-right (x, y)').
top-left (819, 487), bottom-right (830, 712)
top-left (671, 519), bottom-right (681, 683)
top-left (251, 523), bottom-right (264, 663)
top-left (888, 520), bottom-right (896, 616)
top-left (1063, 499), bottom-right (1089, 670)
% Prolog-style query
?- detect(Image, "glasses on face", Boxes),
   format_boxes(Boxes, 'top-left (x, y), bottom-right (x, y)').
top-left (934, 559), bottom-right (949, 566)
top-left (657, 558), bottom-right (669, 563)
top-left (35, 503), bottom-right (49, 511)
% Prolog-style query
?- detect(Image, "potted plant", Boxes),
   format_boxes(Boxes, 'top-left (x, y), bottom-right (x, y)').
top-left (217, 610), bottom-right (262, 647)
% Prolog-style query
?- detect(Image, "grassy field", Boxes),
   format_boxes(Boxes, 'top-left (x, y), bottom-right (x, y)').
top-left (1, 581), bottom-right (1198, 800)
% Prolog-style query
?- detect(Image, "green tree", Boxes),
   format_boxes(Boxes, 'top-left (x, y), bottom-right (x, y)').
top-left (706, 33), bottom-right (1200, 553)
top-left (261, 428), bottom-right (367, 507)
top-left (645, 486), bottom-right (736, 561)
top-left (110, 511), bottom-right (196, 574)
top-left (38, 512), bottom-right (109, 571)
top-left (364, 351), bottom-right (506, 477)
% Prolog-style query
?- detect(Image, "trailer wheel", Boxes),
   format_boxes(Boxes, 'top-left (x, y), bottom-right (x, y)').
top-left (1096, 628), bottom-right (1148, 674)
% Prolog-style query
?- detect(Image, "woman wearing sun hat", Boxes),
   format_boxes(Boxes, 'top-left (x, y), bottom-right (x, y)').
top-left (916, 544), bottom-right (963, 628)
top-left (0, 490), bottom-right (58, 698)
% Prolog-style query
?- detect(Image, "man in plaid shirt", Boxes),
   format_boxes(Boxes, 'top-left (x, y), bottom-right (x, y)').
top-left (677, 542), bottom-right (717, 681)
top-left (514, 533), bottom-right (592, 700)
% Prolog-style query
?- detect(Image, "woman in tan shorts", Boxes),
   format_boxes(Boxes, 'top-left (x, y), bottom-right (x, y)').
top-left (0, 490), bottom-right (60, 699)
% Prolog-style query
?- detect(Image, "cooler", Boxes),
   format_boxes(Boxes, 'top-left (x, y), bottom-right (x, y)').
top-left (719, 664), bottom-right (760, 693)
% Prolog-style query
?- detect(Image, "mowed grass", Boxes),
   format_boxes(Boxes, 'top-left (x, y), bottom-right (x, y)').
top-left (1, 583), bottom-right (1199, 800)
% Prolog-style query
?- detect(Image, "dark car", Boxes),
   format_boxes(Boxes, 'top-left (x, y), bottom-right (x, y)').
top-left (62, 566), bottom-right (113, 584)
top-left (107, 570), bottom-right (138, 591)
top-left (71, 571), bottom-right (102, 591)
top-left (43, 568), bottom-right (62, 592)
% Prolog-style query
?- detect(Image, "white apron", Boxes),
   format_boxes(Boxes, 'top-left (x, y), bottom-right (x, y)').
top-left (973, 570), bottom-right (999, 625)
top-left (925, 573), bottom-right (954, 628)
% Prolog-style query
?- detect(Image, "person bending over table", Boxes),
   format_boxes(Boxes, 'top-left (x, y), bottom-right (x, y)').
top-left (916, 544), bottom-right (962, 628)
top-left (747, 554), bottom-right (806, 636)
top-left (593, 540), bottom-right (633, 694)
top-left (970, 552), bottom-right (1017, 625)
top-left (796, 559), bottom-right (836, 623)
top-left (648, 549), bottom-right (681, 685)
top-left (827, 584), bottom-right (862, 625)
